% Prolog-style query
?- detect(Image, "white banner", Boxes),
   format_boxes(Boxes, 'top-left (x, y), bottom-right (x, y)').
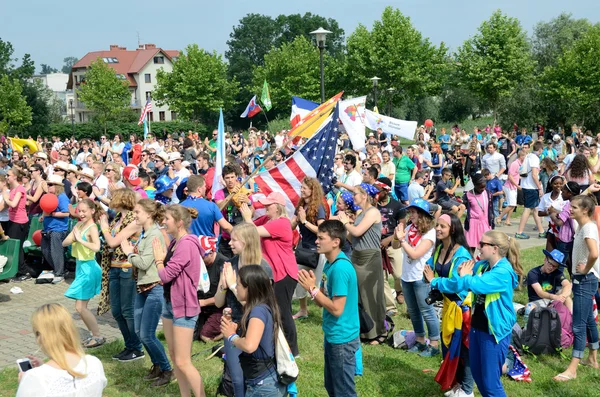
top-left (339, 96), bottom-right (367, 151)
top-left (364, 110), bottom-right (418, 141)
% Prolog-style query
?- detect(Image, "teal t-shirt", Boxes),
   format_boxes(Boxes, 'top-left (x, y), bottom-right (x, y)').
top-left (322, 252), bottom-right (359, 344)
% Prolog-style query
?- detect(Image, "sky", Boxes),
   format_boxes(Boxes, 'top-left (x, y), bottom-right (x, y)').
top-left (2, 0), bottom-right (598, 73)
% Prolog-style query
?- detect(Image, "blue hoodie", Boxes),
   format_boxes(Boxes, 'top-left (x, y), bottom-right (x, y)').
top-left (455, 257), bottom-right (518, 342)
top-left (430, 245), bottom-right (473, 301)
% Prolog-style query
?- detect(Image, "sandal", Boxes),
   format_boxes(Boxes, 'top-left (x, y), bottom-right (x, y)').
top-left (396, 293), bottom-right (404, 305)
top-left (368, 335), bottom-right (387, 345)
top-left (553, 372), bottom-right (576, 382)
top-left (293, 312), bottom-right (309, 320)
top-left (84, 336), bottom-right (106, 348)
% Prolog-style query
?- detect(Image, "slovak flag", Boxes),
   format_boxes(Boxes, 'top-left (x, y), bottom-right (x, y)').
top-left (240, 95), bottom-right (262, 118)
top-left (290, 96), bottom-right (319, 127)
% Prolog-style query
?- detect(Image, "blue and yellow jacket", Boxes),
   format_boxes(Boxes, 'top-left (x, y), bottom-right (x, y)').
top-left (430, 245), bottom-right (472, 301)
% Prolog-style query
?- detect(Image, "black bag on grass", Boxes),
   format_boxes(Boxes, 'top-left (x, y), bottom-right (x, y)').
top-left (513, 306), bottom-right (562, 355)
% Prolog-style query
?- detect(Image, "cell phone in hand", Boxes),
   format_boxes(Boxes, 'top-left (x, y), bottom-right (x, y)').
top-left (16, 358), bottom-right (32, 372)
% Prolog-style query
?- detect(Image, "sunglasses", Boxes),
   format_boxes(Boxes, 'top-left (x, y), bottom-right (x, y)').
top-left (104, 168), bottom-right (113, 172)
top-left (479, 241), bottom-right (496, 249)
top-left (35, 158), bottom-right (44, 162)
top-left (29, 169), bottom-right (37, 173)
top-left (141, 154), bottom-right (147, 157)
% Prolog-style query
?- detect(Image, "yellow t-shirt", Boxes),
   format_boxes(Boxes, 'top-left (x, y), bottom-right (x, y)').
top-left (590, 155), bottom-right (600, 182)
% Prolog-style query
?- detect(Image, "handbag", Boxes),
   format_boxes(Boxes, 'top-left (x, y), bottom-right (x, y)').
top-left (295, 246), bottom-right (319, 269)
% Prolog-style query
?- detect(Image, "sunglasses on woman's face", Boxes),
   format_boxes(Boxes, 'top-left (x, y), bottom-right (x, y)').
top-left (479, 241), bottom-right (496, 249)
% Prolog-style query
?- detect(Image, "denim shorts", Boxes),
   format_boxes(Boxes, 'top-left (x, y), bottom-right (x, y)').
top-left (523, 188), bottom-right (540, 209)
top-left (161, 301), bottom-right (198, 329)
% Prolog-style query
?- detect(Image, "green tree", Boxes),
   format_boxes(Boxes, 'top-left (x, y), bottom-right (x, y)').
top-left (154, 44), bottom-right (239, 125)
top-left (0, 74), bottom-right (32, 133)
top-left (532, 12), bottom-right (592, 73)
top-left (456, 10), bottom-right (534, 121)
top-left (40, 64), bottom-right (59, 74)
top-left (61, 56), bottom-right (79, 74)
top-left (77, 58), bottom-right (130, 134)
top-left (541, 25), bottom-right (600, 130)
top-left (345, 7), bottom-right (448, 110)
top-left (252, 36), bottom-right (333, 120)
top-left (0, 38), bottom-right (35, 80)
top-left (275, 13), bottom-right (345, 57)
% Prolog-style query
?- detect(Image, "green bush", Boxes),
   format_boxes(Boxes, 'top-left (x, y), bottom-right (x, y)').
top-left (49, 120), bottom-right (208, 140)
top-left (267, 118), bottom-right (291, 132)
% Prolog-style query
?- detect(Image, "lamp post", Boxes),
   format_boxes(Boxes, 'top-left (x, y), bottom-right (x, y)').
top-left (370, 76), bottom-right (381, 110)
top-left (387, 87), bottom-right (396, 117)
top-left (310, 27), bottom-right (332, 103)
top-left (69, 99), bottom-right (74, 134)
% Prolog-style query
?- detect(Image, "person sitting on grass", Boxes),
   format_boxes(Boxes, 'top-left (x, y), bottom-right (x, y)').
top-left (524, 249), bottom-right (572, 322)
top-left (297, 220), bottom-right (359, 397)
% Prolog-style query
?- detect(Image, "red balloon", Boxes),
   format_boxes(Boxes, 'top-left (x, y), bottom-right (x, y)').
top-left (425, 119), bottom-right (434, 127)
top-left (40, 194), bottom-right (58, 213)
top-left (33, 230), bottom-right (42, 246)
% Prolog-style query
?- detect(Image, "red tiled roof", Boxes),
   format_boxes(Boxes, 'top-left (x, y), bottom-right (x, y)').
top-left (67, 45), bottom-right (179, 89)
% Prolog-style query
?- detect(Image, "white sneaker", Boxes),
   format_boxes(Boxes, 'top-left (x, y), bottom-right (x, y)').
top-left (444, 388), bottom-right (458, 397)
top-left (455, 390), bottom-right (474, 397)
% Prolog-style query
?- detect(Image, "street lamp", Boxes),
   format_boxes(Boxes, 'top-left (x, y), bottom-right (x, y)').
top-left (370, 76), bottom-right (381, 110)
top-left (69, 99), bottom-right (74, 134)
top-left (387, 87), bottom-right (396, 117)
top-left (310, 27), bottom-right (332, 103)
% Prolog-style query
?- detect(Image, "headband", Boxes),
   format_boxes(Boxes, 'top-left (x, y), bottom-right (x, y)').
top-left (438, 214), bottom-right (452, 225)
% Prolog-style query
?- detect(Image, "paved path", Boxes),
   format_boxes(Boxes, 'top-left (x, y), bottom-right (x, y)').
top-left (0, 214), bottom-right (547, 370)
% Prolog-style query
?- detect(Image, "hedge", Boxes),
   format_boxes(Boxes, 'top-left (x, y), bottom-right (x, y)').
top-left (48, 120), bottom-right (208, 140)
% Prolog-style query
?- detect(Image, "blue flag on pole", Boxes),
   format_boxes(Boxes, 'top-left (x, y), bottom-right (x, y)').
top-left (143, 115), bottom-right (148, 140)
top-left (212, 109), bottom-right (226, 197)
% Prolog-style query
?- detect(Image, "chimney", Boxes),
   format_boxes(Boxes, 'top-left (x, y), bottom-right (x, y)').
top-left (119, 46), bottom-right (127, 50)
top-left (138, 44), bottom-right (144, 50)
top-left (145, 44), bottom-right (156, 49)
top-left (109, 44), bottom-right (119, 50)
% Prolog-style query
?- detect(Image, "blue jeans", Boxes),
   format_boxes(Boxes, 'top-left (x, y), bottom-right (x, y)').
top-left (457, 346), bottom-right (474, 395)
top-left (395, 183), bottom-right (409, 203)
top-left (109, 267), bottom-right (142, 352)
top-left (224, 336), bottom-right (245, 397)
top-left (402, 280), bottom-right (441, 340)
top-left (470, 329), bottom-right (509, 397)
top-left (245, 371), bottom-right (286, 397)
top-left (134, 285), bottom-right (171, 371)
top-left (572, 273), bottom-right (600, 358)
top-left (324, 337), bottom-right (358, 397)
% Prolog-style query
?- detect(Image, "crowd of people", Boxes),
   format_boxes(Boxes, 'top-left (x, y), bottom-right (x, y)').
top-left (7, 121), bottom-right (600, 397)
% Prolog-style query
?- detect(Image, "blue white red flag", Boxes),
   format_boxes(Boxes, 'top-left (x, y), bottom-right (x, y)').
top-left (290, 96), bottom-right (319, 127)
top-left (212, 109), bottom-right (226, 197)
top-left (240, 95), bottom-right (262, 118)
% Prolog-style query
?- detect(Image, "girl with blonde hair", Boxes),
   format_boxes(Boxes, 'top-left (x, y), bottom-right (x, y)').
top-left (16, 303), bottom-right (107, 397)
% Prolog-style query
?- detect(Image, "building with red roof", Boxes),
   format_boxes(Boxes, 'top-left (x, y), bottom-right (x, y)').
top-left (67, 44), bottom-right (180, 123)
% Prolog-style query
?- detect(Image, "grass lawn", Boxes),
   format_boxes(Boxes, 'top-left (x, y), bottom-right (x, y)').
top-left (1, 247), bottom-right (600, 396)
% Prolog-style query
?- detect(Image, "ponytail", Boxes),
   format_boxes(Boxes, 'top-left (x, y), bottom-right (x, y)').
top-left (506, 236), bottom-right (523, 277)
top-left (79, 198), bottom-right (106, 222)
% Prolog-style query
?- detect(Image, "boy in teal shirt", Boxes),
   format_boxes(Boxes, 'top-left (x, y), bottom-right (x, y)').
top-left (298, 220), bottom-right (359, 397)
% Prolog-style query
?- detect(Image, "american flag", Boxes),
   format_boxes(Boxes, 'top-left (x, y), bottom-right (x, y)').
top-left (254, 103), bottom-right (340, 215)
top-left (138, 98), bottom-right (152, 125)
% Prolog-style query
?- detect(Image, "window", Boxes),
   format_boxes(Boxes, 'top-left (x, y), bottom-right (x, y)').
top-left (145, 91), bottom-right (152, 100)
top-left (116, 74), bottom-right (126, 80)
top-left (144, 74), bottom-right (151, 83)
top-left (148, 112), bottom-right (154, 122)
top-left (153, 56), bottom-right (164, 64)
top-left (79, 113), bottom-right (84, 122)
top-left (102, 57), bottom-right (119, 64)
top-left (171, 111), bottom-right (177, 120)
top-left (159, 111), bottom-right (165, 121)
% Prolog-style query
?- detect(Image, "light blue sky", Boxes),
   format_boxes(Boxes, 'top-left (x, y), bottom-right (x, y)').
top-left (2, 0), bottom-right (597, 72)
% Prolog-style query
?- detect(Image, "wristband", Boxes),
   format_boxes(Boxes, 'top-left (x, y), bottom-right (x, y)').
top-left (228, 334), bottom-right (239, 343)
top-left (230, 282), bottom-right (237, 290)
top-left (309, 287), bottom-right (319, 300)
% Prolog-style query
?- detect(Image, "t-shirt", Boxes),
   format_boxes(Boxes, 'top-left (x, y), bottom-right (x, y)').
top-left (439, 134), bottom-right (451, 150)
top-left (8, 185), bottom-right (27, 224)
top-left (43, 193), bottom-right (69, 232)
top-left (505, 159), bottom-right (521, 190)
top-left (431, 153), bottom-right (444, 176)
top-left (572, 222), bottom-right (600, 277)
top-left (526, 265), bottom-right (566, 302)
top-left (93, 174), bottom-right (109, 210)
top-left (436, 180), bottom-right (451, 202)
top-left (482, 152), bottom-right (506, 175)
top-left (298, 204), bottom-right (326, 249)
top-left (255, 216), bottom-right (298, 282)
top-left (393, 155), bottom-right (415, 184)
top-left (521, 153), bottom-right (540, 190)
top-left (197, 252), bottom-right (227, 301)
top-left (537, 193), bottom-right (564, 226)
top-left (342, 170), bottom-right (362, 189)
top-left (420, 151), bottom-right (432, 170)
top-left (240, 304), bottom-right (276, 380)
top-left (515, 134), bottom-right (532, 147)
top-left (377, 198), bottom-right (403, 238)
top-left (181, 196), bottom-right (223, 237)
top-left (408, 182), bottom-right (425, 203)
top-left (16, 355), bottom-right (107, 397)
top-left (486, 178), bottom-right (503, 203)
top-left (322, 253), bottom-right (360, 344)
top-left (401, 227), bottom-right (436, 282)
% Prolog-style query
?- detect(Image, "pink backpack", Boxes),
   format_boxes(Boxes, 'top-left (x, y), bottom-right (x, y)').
top-left (549, 301), bottom-right (573, 349)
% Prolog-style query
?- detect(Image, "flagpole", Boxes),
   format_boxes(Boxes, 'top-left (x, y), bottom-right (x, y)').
top-left (148, 113), bottom-right (152, 137)
top-left (261, 109), bottom-right (269, 126)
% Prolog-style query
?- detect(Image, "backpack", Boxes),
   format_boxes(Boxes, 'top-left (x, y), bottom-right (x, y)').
top-left (274, 327), bottom-right (299, 385)
top-left (549, 300), bottom-right (574, 349)
top-left (514, 306), bottom-right (562, 355)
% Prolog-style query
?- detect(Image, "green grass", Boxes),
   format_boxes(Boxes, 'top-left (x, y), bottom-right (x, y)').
top-left (1, 246), bottom-right (600, 396)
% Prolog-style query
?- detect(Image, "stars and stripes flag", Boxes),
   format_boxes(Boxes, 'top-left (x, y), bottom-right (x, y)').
top-left (138, 98), bottom-right (152, 125)
top-left (254, 103), bottom-right (340, 216)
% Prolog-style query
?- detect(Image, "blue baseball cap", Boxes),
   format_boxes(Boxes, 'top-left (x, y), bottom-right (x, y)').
top-left (543, 249), bottom-right (566, 267)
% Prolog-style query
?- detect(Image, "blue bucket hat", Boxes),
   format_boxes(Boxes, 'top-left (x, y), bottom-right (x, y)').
top-left (405, 198), bottom-right (433, 218)
top-left (543, 249), bottom-right (567, 267)
top-left (155, 175), bottom-right (178, 194)
top-left (340, 191), bottom-right (360, 212)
